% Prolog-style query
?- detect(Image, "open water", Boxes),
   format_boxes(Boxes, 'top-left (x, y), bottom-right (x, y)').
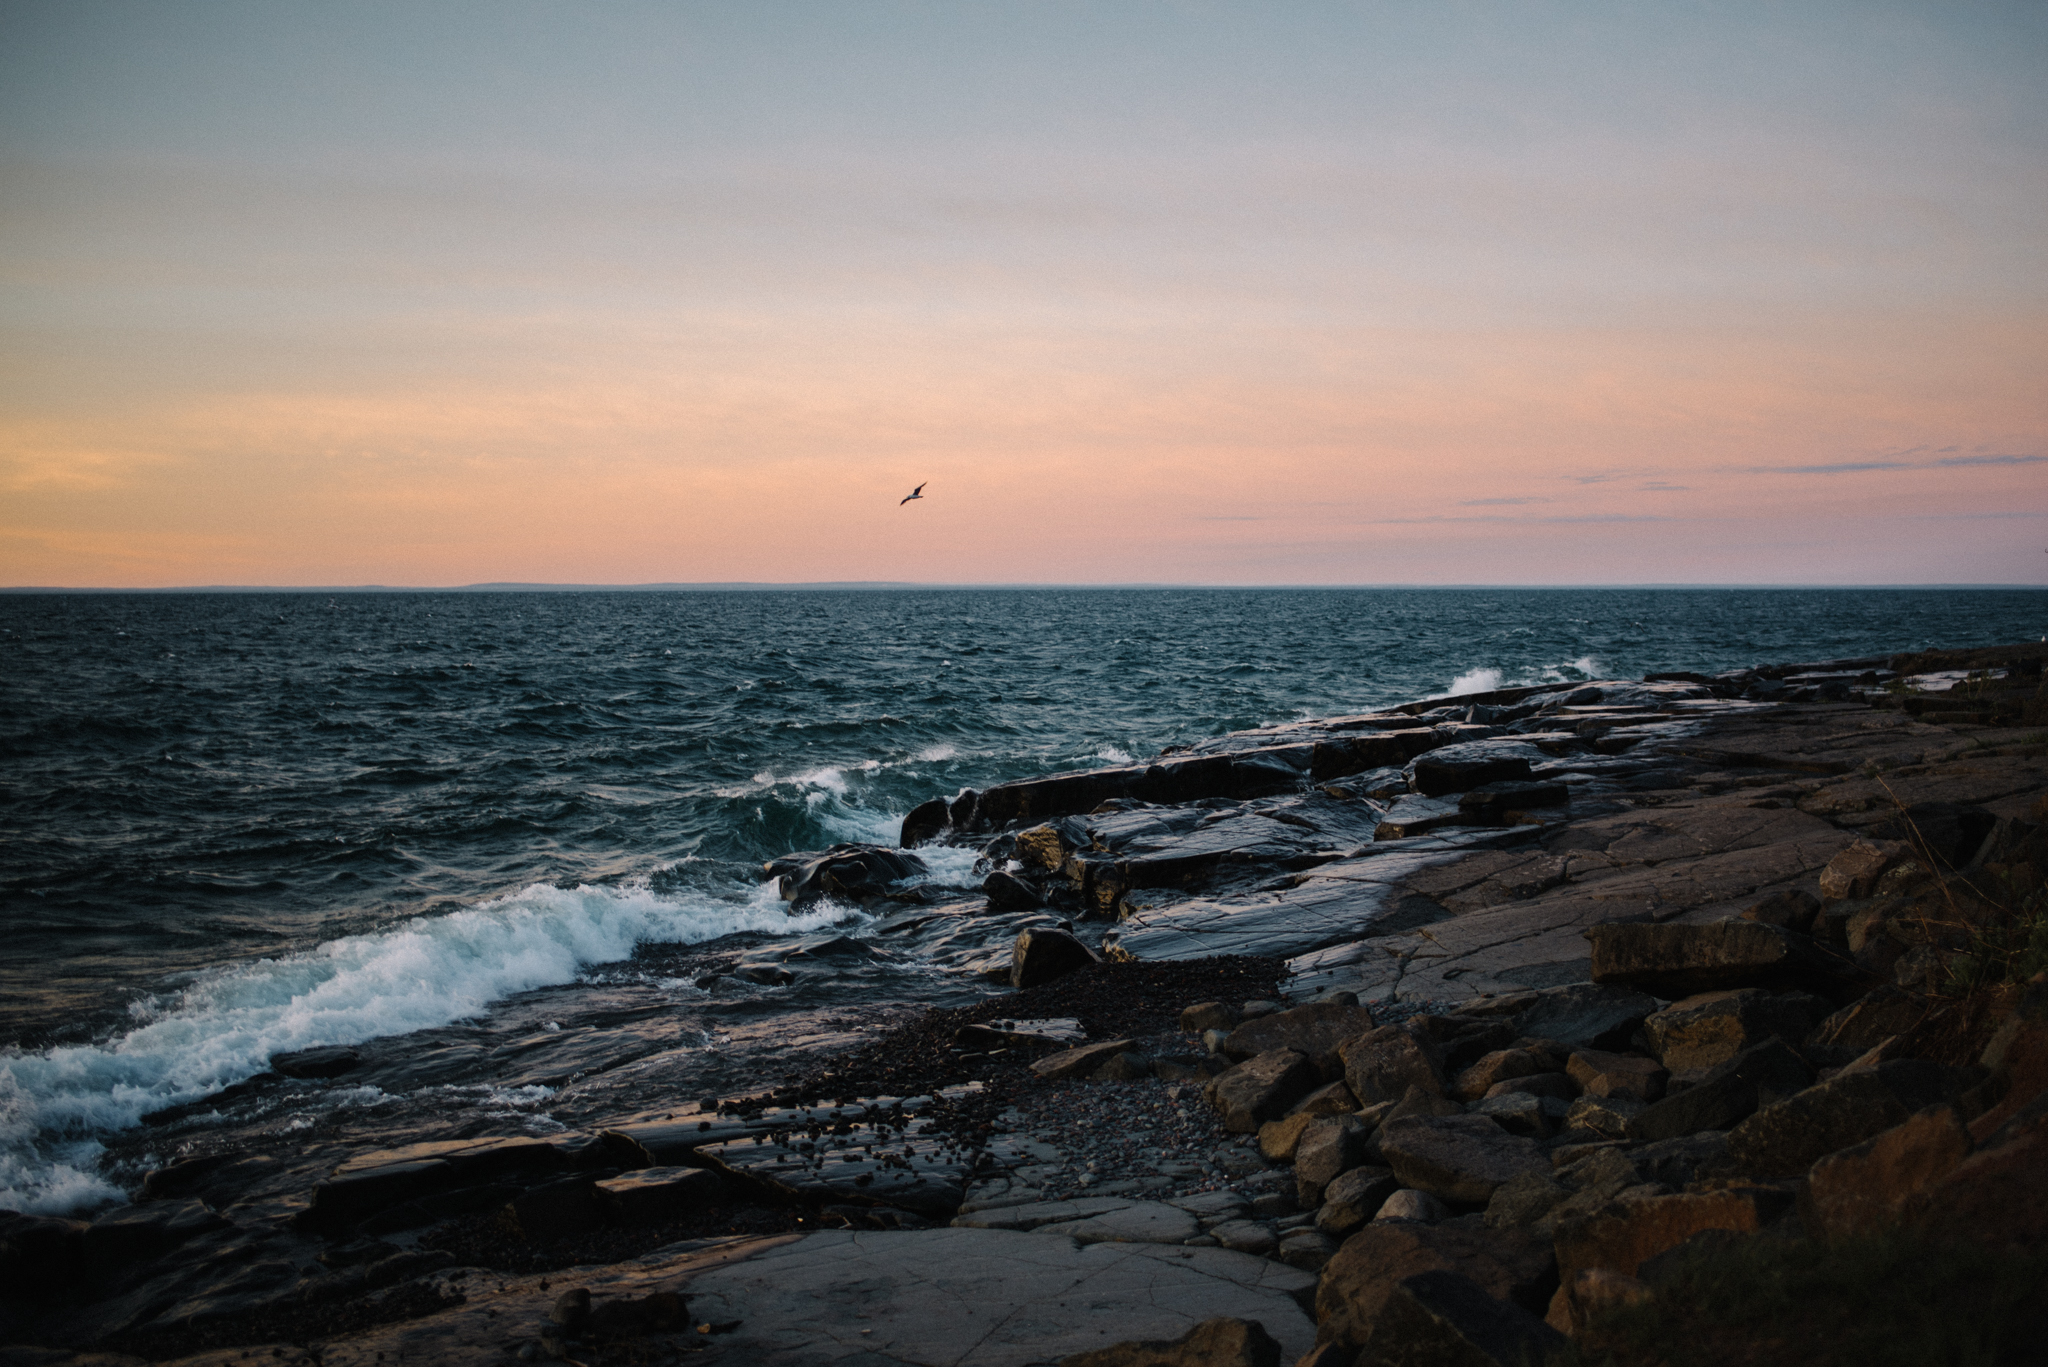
top-left (3, 586), bottom-right (2046, 1213)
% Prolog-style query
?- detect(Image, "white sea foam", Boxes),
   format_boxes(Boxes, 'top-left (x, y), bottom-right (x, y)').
top-left (1447, 667), bottom-right (1505, 696)
top-left (0, 878), bottom-right (857, 1215)
top-left (1094, 745), bottom-right (1135, 764)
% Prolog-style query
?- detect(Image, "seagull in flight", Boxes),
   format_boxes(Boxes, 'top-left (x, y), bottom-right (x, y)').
top-left (900, 482), bottom-right (926, 506)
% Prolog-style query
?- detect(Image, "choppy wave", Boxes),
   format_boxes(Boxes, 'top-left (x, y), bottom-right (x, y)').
top-left (0, 879), bottom-right (859, 1213)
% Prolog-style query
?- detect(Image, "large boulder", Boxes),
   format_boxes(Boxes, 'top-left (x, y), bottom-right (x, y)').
top-left (1312, 1218), bottom-right (1555, 1354)
top-left (1804, 986), bottom-right (1931, 1065)
top-left (1564, 1048), bottom-right (1668, 1103)
top-left (1553, 1187), bottom-right (1788, 1283)
top-left (1723, 1058), bottom-right (1956, 1179)
top-left (1643, 989), bottom-right (1823, 1073)
top-left (1410, 751), bottom-right (1534, 797)
top-left (1221, 1002), bottom-right (1377, 1079)
top-left (900, 798), bottom-right (951, 848)
top-left (1294, 1116), bottom-right (1372, 1205)
top-left (1366, 1270), bottom-right (1569, 1367)
top-left (1632, 1038), bottom-right (1813, 1142)
top-left (1012, 927), bottom-right (1101, 989)
top-left (1587, 921), bottom-right (1853, 998)
top-left (1205, 1049), bottom-right (1319, 1133)
top-left (1032, 1039), bottom-right (1139, 1081)
top-left (1316, 1166), bottom-right (1400, 1236)
top-left (1376, 1115), bottom-right (1550, 1205)
top-left (1340, 1025), bottom-right (1448, 1105)
top-left (1801, 1104), bottom-right (1972, 1244)
top-left (1818, 839), bottom-right (1910, 901)
top-left (1901, 1093), bottom-right (2048, 1249)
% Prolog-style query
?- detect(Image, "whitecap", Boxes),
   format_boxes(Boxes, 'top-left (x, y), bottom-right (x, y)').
top-left (0, 879), bottom-right (857, 1214)
top-left (1447, 667), bottom-right (1505, 696)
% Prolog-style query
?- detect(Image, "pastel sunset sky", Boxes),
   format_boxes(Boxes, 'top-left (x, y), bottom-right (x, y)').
top-left (3, 0), bottom-right (2044, 586)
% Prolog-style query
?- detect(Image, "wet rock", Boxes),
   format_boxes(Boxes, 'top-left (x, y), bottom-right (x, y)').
top-left (769, 843), bottom-right (929, 905)
top-left (1633, 1038), bottom-right (1814, 1142)
top-left (901, 797), bottom-right (951, 847)
top-left (0, 1212), bottom-right (87, 1299)
top-left (1316, 1166), bottom-right (1399, 1236)
top-left (1642, 989), bottom-right (1820, 1073)
top-left (1294, 1116), bottom-right (1372, 1205)
top-left (1057, 1314), bottom-right (1283, 1367)
top-left (1723, 1058), bottom-right (1956, 1179)
top-left (1563, 1048), bottom-right (1667, 1103)
top-left (80, 1198), bottom-right (227, 1269)
top-left (1587, 921), bottom-right (1852, 998)
top-left (1818, 839), bottom-right (1910, 901)
top-left (1013, 927), bottom-right (1103, 989)
top-left (1340, 1026), bottom-right (1447, 1106)
top-left (302, 1158), bottom-right (458, 1232)
top-left (1553, 1186), bottom-right (1789, 1283)
top-left (1377, 1189), bottom-right (1450, 1223)
top-left (1801, 1104), bottom-right (1972, 1244)
top-left (594, 1166), bottom-right (728, 1223)
top-left (983, 869), bottom-right (1042, 909)
top-left (1367, 1269), bottom-right (1569, 1367)
top-left (1313, 1219), bottom-right (1555, 1355)
top-left (1453, 1049), bottom-right (1549, 1102)
top-left (271, 1045), bottom-right (363, 1079)
top-left (1032, 1038), bottom-right (1141, 1080)
top-left (1180, 1001), bottom-right (1240, 1033)
top-left (1377, 1115), bottom-right (1551, 1205)
top-left (1221, 1002), bottom-right (1378, 1079)
top-left (1205, 1049), bottom-right (1319, 1132)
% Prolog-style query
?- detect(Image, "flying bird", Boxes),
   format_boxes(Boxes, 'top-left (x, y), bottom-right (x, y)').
top-left (900, 483), bottom-right (926, 505)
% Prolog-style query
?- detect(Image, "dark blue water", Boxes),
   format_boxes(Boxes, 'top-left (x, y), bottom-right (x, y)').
top-left (3, 586), bottom-right (2044, 1211)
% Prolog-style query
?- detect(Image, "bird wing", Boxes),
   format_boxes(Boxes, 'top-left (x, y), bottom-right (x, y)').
top-left (899, 482), bottom-right (926, 504)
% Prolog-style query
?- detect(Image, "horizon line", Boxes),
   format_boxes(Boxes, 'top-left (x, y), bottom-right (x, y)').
top-left (5, 580), bottom-right (2048, 594)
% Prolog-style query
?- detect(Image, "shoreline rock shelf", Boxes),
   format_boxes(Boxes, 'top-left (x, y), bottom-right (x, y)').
top-left (4, 641), bottom-right (2046, 1365)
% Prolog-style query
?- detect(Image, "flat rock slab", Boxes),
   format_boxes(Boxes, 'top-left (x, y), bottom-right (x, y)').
top-left (311, 1229), bottom-right (1317, 1366)
top-left (1035, 1201), bottom-right (1202, 1245)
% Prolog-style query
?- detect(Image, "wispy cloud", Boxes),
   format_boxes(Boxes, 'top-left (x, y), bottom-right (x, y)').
top-left (1372, 513), bottom-right (1670, 525)
top-left (1752, 453), bottom-right (2044, 475)
top-left (1902, 510), bottom-right (2048, 520)
top-left (1750, 461), bottom-right (1912, 474)
top-left (1639, 482), bottom-right (1689, 491)
top-left (1458, 497), bottom-right (1546, 506)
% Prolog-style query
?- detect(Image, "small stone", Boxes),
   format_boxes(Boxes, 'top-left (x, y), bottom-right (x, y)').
top-left (1471, 1091), bottom-right (1551, 1138)
top-left (550, 1286), bottom-right (591, 1329)
top-left (1091, 1051), bottom-right (1155, 1082)
top-left (1376, 1189), bottom-right (1449, 1222)
top-left (1277, 1228), bottom-right (1339, 1270)
top-left (1562, 1094), bottom-right (1646, 1142)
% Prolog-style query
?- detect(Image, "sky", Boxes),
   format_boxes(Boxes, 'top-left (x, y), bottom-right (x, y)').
top-left (2, 0), bottom-right (2044, 587)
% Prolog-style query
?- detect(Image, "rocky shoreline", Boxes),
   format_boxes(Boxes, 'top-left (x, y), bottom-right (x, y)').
top-left (3, 641), bottom-right (2046, 1366)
